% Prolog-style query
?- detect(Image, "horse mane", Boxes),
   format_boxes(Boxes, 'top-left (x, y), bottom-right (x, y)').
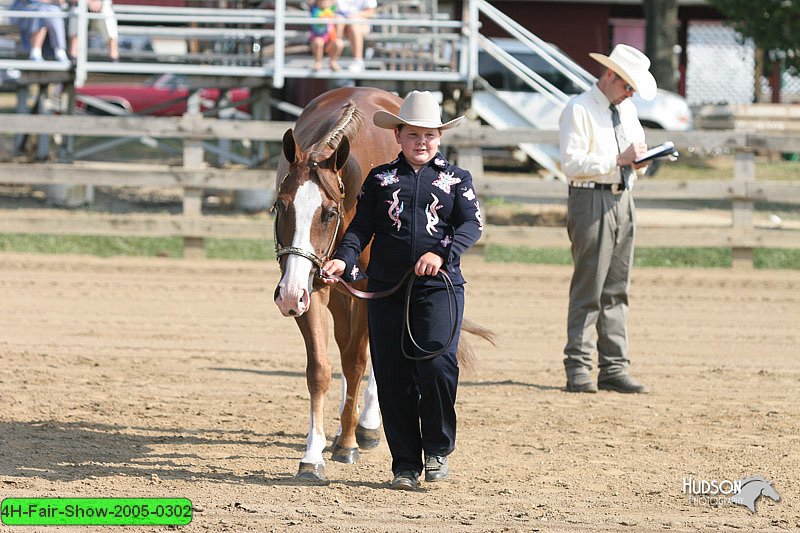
top-left (311, 100), bottom-right (364, 153)
top-left (309, 100), bottom-right (364, 200)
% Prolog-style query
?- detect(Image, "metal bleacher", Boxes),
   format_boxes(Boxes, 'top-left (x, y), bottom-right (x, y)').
top-left (1, 0), bottom-right (479, 90)
top-left (2, 0), bottom-right (586, 177)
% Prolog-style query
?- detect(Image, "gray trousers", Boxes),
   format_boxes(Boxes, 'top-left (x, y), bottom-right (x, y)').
top-left (564, 187), bottom-right (635, 378)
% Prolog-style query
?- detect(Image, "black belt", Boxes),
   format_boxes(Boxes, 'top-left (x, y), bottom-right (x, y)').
top-left (569, 181), bottom-right (626, 193)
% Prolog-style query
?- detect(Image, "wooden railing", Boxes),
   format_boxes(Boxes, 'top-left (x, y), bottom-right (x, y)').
top-left (448, 127), bottom-right (800, 268)
top-left (1, 114), bottom-right (799, 266)
top-left (694, 103), bottom-right (800, 133)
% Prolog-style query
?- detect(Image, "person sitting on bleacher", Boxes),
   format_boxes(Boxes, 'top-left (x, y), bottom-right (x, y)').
top-left (10, 0), bottom-right (69, 62)
top-left (309, 0), bottom-right (342, 71)
top-left (335, 0), bottom-right (375, 72)
top-left (66, 0), bottom-right (119, 61)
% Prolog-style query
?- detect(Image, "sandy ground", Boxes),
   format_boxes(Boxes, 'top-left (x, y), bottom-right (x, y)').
top-left (1, 252), bottom-right (799, 532)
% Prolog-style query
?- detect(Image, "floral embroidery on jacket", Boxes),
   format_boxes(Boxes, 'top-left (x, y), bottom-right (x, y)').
top-left (375, 168), bottom-right (399, 187)
top-left (432, 171), bottom-right (461, 194)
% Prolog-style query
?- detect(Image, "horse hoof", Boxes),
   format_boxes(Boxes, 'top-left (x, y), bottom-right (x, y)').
top-left (296, 462), bottom-right (325, 481)
top-left (331, 444), bottom-right (359, 464)
top-left (355, 424), bottom-right (382, 450)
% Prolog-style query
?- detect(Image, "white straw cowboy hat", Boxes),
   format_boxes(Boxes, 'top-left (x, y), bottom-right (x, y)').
top-left (589, 44), bottom-right (657, 101)
top-left (373, 90), bottom-right (464, 130)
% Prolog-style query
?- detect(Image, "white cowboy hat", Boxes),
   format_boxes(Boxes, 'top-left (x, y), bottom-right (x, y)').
top-left (589, 44), bottom-right (657, 101)
top-left (373, 90), bottom-right (464, 130)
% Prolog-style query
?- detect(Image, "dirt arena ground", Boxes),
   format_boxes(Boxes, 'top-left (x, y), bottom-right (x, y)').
top-left (1, 252), bottom-right (798, 532)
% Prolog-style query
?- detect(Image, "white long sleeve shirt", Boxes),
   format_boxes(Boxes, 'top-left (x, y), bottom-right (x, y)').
top-left (558, 84), bottom-right (646, 185)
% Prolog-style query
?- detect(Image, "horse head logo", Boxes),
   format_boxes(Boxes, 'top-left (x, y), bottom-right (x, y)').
top-left (729, 476), bottom-right (780, 512)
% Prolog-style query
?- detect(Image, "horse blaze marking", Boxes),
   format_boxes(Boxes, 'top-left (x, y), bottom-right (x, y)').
top-left (292, 181), bottom-right (323, 256)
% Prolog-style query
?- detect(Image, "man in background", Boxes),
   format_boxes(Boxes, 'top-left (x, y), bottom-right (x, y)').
top-left (558, 44), bottom-right (654, 394)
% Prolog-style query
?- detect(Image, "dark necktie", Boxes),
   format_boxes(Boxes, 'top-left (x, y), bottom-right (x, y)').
top-left (610, 104), bottom-right (633, 190)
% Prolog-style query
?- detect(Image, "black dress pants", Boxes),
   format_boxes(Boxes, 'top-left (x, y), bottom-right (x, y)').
top-left (367, 280), bottom-right (463, 475)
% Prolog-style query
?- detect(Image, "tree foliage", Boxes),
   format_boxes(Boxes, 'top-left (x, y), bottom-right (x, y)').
top-left (708, 0), bottom-right (800, 73)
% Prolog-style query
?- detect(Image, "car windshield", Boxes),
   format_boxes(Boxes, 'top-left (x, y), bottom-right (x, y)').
top-left (147, 74), bottom-right (189, 90)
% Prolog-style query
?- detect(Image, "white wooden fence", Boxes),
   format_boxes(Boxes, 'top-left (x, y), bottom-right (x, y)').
top-left (1, 114), bottom-right (799, 266)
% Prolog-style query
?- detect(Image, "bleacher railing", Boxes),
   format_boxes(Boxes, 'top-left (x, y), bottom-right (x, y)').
top-left (3, 0), bottom-right (476, 87)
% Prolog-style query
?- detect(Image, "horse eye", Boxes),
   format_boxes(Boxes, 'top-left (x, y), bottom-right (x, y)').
top-left (276, 198), bottom-right (290, 211)
top-left (322, 207), bottom-right (338, 223)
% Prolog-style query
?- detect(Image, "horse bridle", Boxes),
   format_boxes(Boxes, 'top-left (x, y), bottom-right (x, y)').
top-left (272, 166), bottom-right (346, 271)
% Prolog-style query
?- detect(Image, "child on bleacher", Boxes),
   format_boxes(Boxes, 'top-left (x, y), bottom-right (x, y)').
top-left (10, 0), bottom-right (69, 62)
top-left (67, 0), bottom-right (120, 62)
top-left (309, 0), bottom-right (343, 71)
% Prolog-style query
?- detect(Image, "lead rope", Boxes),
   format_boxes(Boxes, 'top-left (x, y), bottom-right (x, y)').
top-left (325, 268), bottom-right (459, 361)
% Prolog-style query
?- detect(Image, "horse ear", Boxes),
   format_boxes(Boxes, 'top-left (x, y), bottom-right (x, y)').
top-left (282, 129), bottom-right (297, 164)
top-left (330, 135), bottom-right (350, 172)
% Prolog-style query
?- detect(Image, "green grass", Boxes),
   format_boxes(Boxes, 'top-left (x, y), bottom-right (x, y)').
top-left (634, 247), bottom-right (732, 268)
top-left (753, 248), bottom-right (800, 270)
top-left (485, 244), bottom-right (800, 270)
top-left (205, 238), bottom-right (275, 260)
top-left (2, 234), bottom-right (798, 269)
top-left (0, 234), bottom-right (275, 261)
top-left (485, 245), bottom-right (572, 265)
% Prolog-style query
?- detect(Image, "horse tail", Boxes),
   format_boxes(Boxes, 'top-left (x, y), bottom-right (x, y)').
top-left (457, 318), bottom-right (496, 375)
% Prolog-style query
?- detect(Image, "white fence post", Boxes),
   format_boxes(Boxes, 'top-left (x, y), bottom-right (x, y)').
top-left (46, 81), bottom-right (94, 207)
top-left (183, 91), bottom-right (205, 259)
top-left (732, 148), bottom-right (755, 269)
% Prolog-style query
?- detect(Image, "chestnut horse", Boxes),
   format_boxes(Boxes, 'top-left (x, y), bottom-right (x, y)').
top-left (273, 87), bottom-right (402, 480)
top-left (273, 87), bottom-right (494, 480)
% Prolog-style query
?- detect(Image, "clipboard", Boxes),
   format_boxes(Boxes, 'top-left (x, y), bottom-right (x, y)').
top-left (634, 141), bottom-right (679, 164)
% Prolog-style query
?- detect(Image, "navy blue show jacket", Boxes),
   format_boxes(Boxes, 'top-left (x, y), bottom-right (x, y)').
top-left (333, 152), bottom-right (483, 285)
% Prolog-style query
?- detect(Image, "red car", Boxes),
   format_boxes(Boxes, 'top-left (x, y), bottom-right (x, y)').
top-left (76, 73), bottom-right (251, 117)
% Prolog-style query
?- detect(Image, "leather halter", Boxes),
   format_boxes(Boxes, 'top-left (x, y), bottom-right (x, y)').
top-left (272, 165), bottom-right (346, 270)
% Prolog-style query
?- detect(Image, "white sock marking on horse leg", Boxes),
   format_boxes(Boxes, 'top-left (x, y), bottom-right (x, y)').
top-left (301, 408), bottom-right (326, 465)
top-left (334, 374), bottom-right (346, 439)
top-left (358, 364), bottom-right (381, 430)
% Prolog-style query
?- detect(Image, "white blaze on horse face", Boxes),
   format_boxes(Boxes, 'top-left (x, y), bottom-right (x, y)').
top-left (275, 180), bottom-right (322, 317)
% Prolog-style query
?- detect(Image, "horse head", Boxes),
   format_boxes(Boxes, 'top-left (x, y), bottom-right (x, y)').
top-left (273, 128), bottom-right (350, 317)
top-left (730, 476), bottom-right (781, 512)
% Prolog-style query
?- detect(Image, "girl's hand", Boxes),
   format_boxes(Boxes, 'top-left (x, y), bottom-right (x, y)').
top-left (415, 252), bottom-right (444, 277)
top-left (320, 259), bottom-right (346, 284)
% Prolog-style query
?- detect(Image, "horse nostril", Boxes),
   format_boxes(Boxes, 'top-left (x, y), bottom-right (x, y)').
top-left (288, 309), bottom-right (297, 316)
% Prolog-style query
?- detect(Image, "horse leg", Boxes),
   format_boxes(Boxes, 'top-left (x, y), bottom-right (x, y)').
top-left (294, 289), bottom-right (331, 480)
top-left (328, 292), bottom-right (369, 463)
top-left (356, 365), bottom-right (382, 450)
top-left (334, 365), bottom-right (381, 451)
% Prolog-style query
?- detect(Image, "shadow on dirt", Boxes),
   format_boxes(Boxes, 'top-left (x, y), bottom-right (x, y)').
top-left (0, 420), bottom-right (310, 486)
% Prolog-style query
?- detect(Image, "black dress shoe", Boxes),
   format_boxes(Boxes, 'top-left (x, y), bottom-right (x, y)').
top-left (598, 374), bottom-right (649, 394)
top-left (424, 454), bottom-right (449, 482)
top-left (565, 373), bottom-right (598, 393)
top-left (389, 470), bottom-right (419, 491)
